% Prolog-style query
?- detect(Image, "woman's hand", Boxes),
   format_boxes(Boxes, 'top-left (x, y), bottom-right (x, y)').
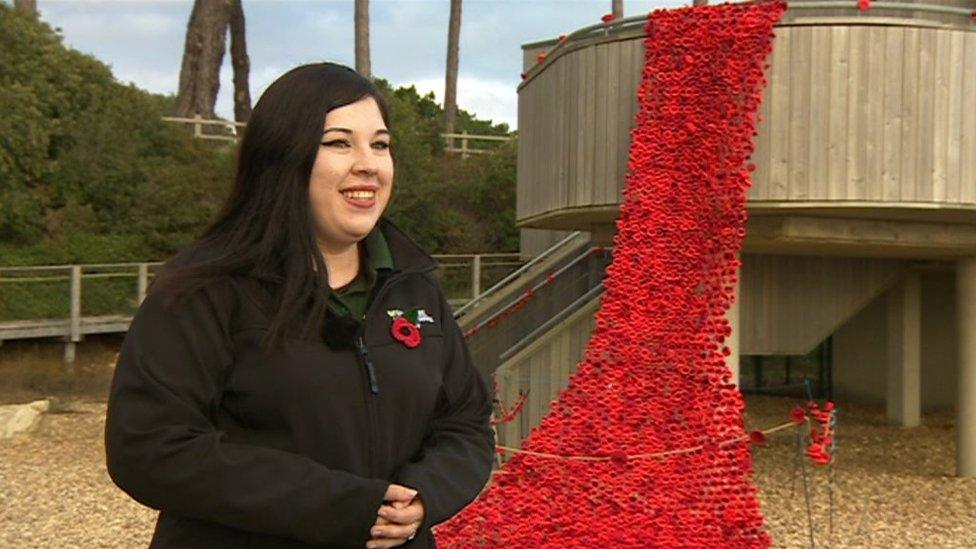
top-left (367, 484), bottom-right (425, 548)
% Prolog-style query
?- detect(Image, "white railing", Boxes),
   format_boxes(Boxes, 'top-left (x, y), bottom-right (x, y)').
top-left (441, 131), bottom-right (514, 158)
top-left (160, 116), bottom-right (515, 156)
top-left (161, 115), bottom-right (243, 142)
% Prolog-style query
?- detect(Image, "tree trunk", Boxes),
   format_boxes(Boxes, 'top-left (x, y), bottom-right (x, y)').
top-left (228, 0), bottom-right (251, 122)
top-left (692, 0), bottom-right (708, 6)
top-left (612, 0), bottom-right (623, 19)
top-left (444, 0), bottom-right (462, 150)
top-left (354, 0), bottom-right (371, 80)
top-left (14, 0), bottom-right (37, 16)
top-left (175, 0), bottom-right (233, 120)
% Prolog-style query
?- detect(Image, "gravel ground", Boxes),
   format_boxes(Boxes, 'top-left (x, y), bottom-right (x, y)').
top-left (0, 398), bottom-right (156, 548)
top-left (1, 392), bottom-right (973, 548)
top-left (745, 395), bottom-right (976, 548)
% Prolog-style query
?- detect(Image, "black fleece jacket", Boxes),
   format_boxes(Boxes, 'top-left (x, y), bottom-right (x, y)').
top-left (104, 218), bottom-right (495, 548)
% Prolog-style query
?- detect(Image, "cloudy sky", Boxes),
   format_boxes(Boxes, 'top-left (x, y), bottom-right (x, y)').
top-left (19, 0), bottom-right (692, 129)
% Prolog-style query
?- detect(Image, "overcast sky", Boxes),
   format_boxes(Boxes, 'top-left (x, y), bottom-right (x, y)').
top-left (20, 0), bottom-right (690, 129)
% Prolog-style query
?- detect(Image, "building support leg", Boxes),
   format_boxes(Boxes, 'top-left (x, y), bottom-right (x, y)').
top-left (956, 257), bottom-right (976, 477)
top-left (886, 270), bottom-right (921, 428)
top-left (728, 263), bottom-right (741, 388)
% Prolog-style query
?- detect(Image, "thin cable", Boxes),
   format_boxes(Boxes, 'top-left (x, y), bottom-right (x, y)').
top-left (800, 417), bottom-right (817, 548)
top-left (495, 420), bottom-right (798, 462)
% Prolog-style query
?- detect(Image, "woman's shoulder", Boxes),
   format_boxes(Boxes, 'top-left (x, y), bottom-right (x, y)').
top-left (137, 247), bottom-right (250, 332)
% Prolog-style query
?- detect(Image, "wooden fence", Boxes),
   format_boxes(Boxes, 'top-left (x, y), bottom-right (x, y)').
top-left (161, 116), bottom-right (515, 158)
top-left (0, 253), bottom-right (522, 363)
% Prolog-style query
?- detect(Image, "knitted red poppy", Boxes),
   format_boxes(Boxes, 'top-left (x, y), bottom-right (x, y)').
top-left (749, 430), bottom-right (769, 447)
top-left (789, 404), bottom-right (807, 424)
top-left (436, 2), bottom-right (786, 547)
top-left (391, 316), bottom-right (421, 348)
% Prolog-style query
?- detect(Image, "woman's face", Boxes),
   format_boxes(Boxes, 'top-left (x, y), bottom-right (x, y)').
top-left (309, 95), bottom-right (394, 251)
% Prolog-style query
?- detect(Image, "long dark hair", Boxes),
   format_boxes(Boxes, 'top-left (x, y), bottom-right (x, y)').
top-left (151, 62), bottom-right (395, 352)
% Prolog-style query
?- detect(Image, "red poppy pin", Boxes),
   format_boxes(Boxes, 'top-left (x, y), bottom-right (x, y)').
top-left (387, 308), bottom-right (433, 349)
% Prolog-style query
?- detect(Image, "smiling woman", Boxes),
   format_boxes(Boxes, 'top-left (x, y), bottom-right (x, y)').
top-left (311, 98), bottom-right (394, 290)
top-left (103, 62), bottom-right (495, 549)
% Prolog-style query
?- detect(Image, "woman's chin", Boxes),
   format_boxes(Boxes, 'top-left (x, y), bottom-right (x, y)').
top-left (340, 219), bottom-right (379, 240)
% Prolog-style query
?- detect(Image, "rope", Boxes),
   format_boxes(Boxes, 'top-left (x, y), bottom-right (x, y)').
top-left (495, 420), bottom-right (798, 462)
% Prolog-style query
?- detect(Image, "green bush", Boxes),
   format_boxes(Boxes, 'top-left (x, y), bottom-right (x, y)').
top-left (0, 4), bottom-right (517, 270)
top-left (0, 5), bottom-right (232, 260)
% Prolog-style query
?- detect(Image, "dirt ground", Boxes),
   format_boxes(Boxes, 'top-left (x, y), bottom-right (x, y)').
top-left (1, 339), bottom-right (974, 548)
top-left (0, 335), bottom-right (122, 405)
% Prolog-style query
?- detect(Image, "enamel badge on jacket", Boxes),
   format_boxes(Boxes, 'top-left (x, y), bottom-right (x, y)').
top-left (104, 219), bottom-right (495, 549)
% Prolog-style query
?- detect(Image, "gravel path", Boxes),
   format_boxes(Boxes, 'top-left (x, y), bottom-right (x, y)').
top-left (1, 394), bottom-right (973, 548)
top-left (0, 399), bottom-right (155, 548)
top-left (745, 396), bottom-right (976, 548)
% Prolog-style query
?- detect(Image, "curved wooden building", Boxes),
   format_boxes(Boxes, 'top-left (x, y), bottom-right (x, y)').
top-left (511, 1), bottom-right (976, 476)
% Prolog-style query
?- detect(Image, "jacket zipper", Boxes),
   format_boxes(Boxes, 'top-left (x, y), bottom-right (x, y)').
top-left (351, 265), bottom-right (434, 477)
top-left (355, 335), bottom-right (379, 394)
top-left (353, 329), bottom-right (381, 478)
top-left (352, 271), bottom-right (407, 396)
top-left (351, 262), bottom-right (438, 390)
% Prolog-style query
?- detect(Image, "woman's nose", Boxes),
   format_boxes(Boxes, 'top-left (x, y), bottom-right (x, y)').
top-left (351, 145), bottom-right (379, 175)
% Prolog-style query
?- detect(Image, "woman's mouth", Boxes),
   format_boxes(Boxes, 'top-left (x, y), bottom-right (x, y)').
top-left (340, 189), bottom-right (376, 209)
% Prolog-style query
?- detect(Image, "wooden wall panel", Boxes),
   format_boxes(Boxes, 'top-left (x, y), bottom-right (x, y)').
top-left (789, 26), bottom-right (812, 200)
top-left (900, 28), bottom-right (919, 202)
top-left (933, 31), bottom-right (950, 202)
top-left (518, 19), bottom-right (976, 228)
top-left (846, 25), bottom-right (867, 200)
top-left (593, 44), bottom-right (608, 207)
top-left (740, 254), bottom-right (906, 355)
top-left (827, 26), bottom-right (849, 200)
top-left (962, 32), bottom-right (976, 204)
top-left (865, 26), bottom-right (886, 200)
top-left (946, 31), bottom-right (965, 202)
top-left (493, 296), bottom-right (596, 453)
top-left (883, 28), bottom-right (904, 201)
top-left (807, 26), bottom-right (831, 201)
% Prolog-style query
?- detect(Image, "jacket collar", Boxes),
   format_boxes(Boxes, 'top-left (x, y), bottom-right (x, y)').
top-left (375, 216), bottom-right (439, 275)
top-left (233, 216), bottom-right (438, 330)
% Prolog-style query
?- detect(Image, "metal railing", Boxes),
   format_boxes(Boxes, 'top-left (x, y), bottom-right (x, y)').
top-left (463, 245), bottom-right (614, 380)
top-left (432, 253), bottom-right (523, 306)
top-left (521, 0), bottom-right (976, 84)
top-left (498, 281), bottom-right (605, 363)
top-left (454, 231), bottom-right (583, 319)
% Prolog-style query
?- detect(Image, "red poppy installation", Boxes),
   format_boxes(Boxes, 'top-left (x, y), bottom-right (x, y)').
top-left (436, 1), bottom-right (786, 547)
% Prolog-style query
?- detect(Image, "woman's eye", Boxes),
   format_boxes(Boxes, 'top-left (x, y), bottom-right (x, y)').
top-left (321, 140), bottom-right (389, 150)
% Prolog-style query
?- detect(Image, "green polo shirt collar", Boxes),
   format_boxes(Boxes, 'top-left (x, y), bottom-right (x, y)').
top-left (328, 225), bottom-right (394, 321)
top-left (363, 222), bottom-right (394, 276)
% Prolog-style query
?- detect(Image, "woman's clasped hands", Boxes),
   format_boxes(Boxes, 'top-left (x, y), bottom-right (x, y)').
top-left (367, 484), bottom-right (425, 548)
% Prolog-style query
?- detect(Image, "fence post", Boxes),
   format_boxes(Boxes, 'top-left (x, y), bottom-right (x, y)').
top-left (65, 265), bottom-right (81, 369)
top-left (461, 130), bottom-right (469, 159)
top-left (137, 263), bottom-right (149, 306)
top-left (471, 254), bottom-right (481, 300)
top-left (193, 113), bottom-right (203, 138)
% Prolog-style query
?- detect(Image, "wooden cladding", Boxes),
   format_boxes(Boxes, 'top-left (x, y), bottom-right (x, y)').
top-left (517, 20), bottom-right (976, 227)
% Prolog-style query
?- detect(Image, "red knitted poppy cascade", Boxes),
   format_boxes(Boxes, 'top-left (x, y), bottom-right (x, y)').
top-left (436, 2), bottom-right (786, 546)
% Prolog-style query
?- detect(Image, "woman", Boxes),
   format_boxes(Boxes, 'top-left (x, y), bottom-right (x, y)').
top-left (104, 62), bottom-right (495, 549)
